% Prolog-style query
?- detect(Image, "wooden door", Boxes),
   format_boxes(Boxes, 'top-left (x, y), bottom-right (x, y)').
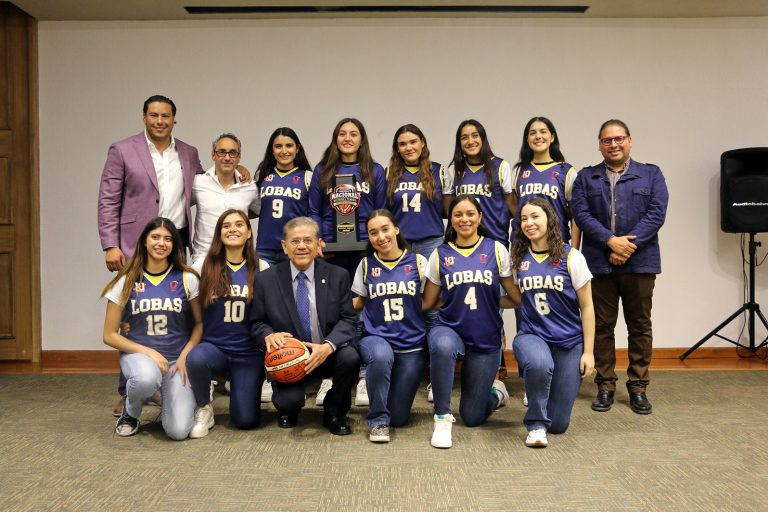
top-left (0, 2), bottom-right (40, 361)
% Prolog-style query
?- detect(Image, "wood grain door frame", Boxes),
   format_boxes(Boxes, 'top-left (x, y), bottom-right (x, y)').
top-left (0, 2), bottom-right (41, 361)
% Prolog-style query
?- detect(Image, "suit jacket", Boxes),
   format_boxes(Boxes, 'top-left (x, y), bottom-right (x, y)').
top-left (250, 258), bottom-right (356, 351)
top-left (97, 131), bottom-right (204, 258)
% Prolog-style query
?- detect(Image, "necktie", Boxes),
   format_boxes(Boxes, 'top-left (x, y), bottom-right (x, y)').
top-left (295, 272), bottom-right (312, 342)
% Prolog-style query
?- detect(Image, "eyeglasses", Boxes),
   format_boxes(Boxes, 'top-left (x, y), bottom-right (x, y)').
top-left (599, 136), bottom-right (629, 146)
top-left (214, 149), bottom-right (240, 158)
top-left (287, 237), bottom-right (317, 247)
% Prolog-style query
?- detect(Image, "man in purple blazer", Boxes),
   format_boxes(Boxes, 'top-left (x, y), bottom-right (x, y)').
top-left (98, 95), bottom-right (204, 271)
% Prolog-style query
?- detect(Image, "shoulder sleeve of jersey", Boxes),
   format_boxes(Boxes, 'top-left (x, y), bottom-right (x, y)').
top-left (563, 163), bottom-right (578, 202)
top-left (304, 170), bottom-right (313, 190)
top-left (425, 248), bottom-right (441, 285)
top-left (184, 271), bottom-right (200, 300)
top-left (495, 241), bottom-right (512, 277)
top-left (191, 258), bottom-right (204, 274)
top-left (512, 165), bottom-right (521, 190)
top-left (104, 276), bottom-right (127, 304)
top-left (498, 160), bottom-right (514, 193)
top-left (443, 165), bottom-right (455, 194)
top-left (351, 258), bottom-right (368, 297)
top-left (259, 259), bottom-right (270, 271)
top-left (567, 248), bottom-right (592, 290)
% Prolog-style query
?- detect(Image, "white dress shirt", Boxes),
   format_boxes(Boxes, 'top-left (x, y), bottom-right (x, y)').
top-left (145, 131), bottom-right (185, 228)
top-left (191, 165), bottom-right (260, 261)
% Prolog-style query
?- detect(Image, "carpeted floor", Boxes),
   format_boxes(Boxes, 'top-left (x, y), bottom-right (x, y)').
top-left (1, 371), bottom-right (767, 511)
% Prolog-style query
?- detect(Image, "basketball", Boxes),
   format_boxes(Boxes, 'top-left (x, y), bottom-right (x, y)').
top-left (265, 337), bottom-right (310, 384)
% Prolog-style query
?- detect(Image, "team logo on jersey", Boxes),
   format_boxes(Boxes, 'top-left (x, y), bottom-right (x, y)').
top-left (133, 282), bottom-right (145, 293)
top-left (479, 254), bottom-right (487, 263)
top-left (551, 171), bottom-right (559, 179)
top-left (444, 256), bottom-right (454, 267)
top-left (371, 267), bottom-right (380, 277)
top-left (264, 174), bottom-right (274, 182)
top-left (170, 281), bottom-right (179, 291)
top-left (292, 176), bottom-right (300, 183)
top-left (522, 170), bottom-right (531, 178)
top-left (520, 261), bottom-right (530, 270)
top-left (329, 184), bottom-right (361, 216)
top-left (404, 265), bottom-right (412, 274)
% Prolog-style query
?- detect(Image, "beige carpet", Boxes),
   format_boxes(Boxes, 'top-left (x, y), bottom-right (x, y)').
top-left (1, 371), bottom-right (767, 511)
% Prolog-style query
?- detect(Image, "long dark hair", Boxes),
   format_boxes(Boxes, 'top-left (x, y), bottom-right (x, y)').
top-left (514, 116), bottom-right (566, 170)
top-left (510, 197), bottom-right (565, 271)
top-left (451, 119), bottom-right (496, 190)
top-left (444, 195), bottom-right (490, 243)
top-left (199, 209), bottom-right (258, 308)
top-left (318, 118), bottom-right (375, 192)
top-left (387, 124), bottom-right (437, 204)
top-left (256, 127), bottom-right (312, 186)
top-left (365, 209), bottom-right (409, 256)
top-left (101, 217), bottom-right (195, 306)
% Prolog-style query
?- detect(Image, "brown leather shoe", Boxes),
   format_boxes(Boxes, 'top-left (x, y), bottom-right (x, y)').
top-left (112, 396), bottom-right (125, 417)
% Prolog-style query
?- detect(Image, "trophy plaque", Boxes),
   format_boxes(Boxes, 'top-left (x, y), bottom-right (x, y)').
top-left (323, 174), bottom-right (368, 252)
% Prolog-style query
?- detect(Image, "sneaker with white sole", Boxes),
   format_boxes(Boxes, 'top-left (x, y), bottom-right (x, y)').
top-left (115, 409), bottom-right (139, 437)
top-left (430, 414), bottom-right (455, 448)
top-left (189, 403), bottom-right (214, 439)
top-left (427, 384), bottom-right (434, 403)
top-left (316, 378), bottom-right (333, 406)
top-left (355, 378), bottom-right (369, 406)
top-left (492, 379), bottom-right (509, 409)
top-left (525, 428), bottom-right (548, 448)
top-left (522, 392), bottom-right (528, 407)
top-left (261, 381), bottom-right (273, 403)
top-left (369, 424), bottom-right (390, 443)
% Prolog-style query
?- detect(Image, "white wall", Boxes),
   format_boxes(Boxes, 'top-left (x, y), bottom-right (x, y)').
top-left (38, 17), bottom-right (768, 350)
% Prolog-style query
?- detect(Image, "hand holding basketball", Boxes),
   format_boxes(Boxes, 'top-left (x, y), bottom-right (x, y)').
top-left (265, 337), bottom-right (310, 384)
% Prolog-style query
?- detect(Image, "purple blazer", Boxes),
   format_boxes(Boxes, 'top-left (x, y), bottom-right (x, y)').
top-left (97, 132), bottom-right (203, 258)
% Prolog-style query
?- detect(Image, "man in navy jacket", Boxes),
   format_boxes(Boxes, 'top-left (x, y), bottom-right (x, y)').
top-left (571, 119), bottom-right (669, 415)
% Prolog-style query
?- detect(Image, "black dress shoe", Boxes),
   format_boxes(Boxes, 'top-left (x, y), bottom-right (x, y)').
top-left (591, 389), bottom-right (615, 412)
top-left (278, 414), bottom-right (298, 428)
top-left (629, 391), bottom-right (653, 415)
top-left (323, 416), bottom-right (352, 436)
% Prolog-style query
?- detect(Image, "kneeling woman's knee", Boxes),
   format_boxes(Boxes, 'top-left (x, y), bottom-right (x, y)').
top-left (548, 419), bottom-right (570, 435)
top-left (164, 420), bottom-right (193, 441)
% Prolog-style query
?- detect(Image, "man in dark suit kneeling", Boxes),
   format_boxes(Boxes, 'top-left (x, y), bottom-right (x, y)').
top-left (250, 216), bottom-right (360, 435)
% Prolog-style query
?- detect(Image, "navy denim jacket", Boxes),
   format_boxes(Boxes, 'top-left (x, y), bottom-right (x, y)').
top-left (571, 159), bottom-right (669, 275)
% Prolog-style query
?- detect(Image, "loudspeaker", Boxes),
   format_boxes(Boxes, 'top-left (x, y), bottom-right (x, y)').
top-left (721, 147), bottom-right (768, 233)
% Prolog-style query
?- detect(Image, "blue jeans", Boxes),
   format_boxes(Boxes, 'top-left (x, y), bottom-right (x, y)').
top-left (410, 236), bottom-right (443, 329)
top-left (120, 353), bottom-right (195, 441)
top-left (257, 248), bottom-right (288, 267)
top-left (358, 336), bottom-right (426, 428)
top-left (513, 333), bottom-right (583, 433)
top-left (428, 326), bottom-right (501, 427)
top-left (186, 343), bottom-right (265, 430)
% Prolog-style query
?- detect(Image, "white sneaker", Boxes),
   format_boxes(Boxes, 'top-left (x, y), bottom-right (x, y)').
top-left (430, 414), bottom-right (455, 448)
top-left (492, 379), bottom-right (509, 409)
top-left (522, 392), bottom-right (528, 407)
top-left (316, 378), bottom-right (333, 406)
top-left (427, 383), bottom-right (434, 403)
top-left (261, 381), bottom-right (273, 403)
top-left (355, 378), bottom-right (369, 406)
top-left (189, 403), bottom-right (214, 439)
top-left (525, 428), bottom-right (548, 448)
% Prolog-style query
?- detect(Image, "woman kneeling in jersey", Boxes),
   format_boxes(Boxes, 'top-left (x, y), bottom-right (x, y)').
top-left (509, 197), bottom-right (594, 448)
top-left (352, 210), bottom-right (428, 443)
top-left (102, 217), bottom-right (202, 439)
top-left (186, 209), bottom-right (269, 438)
top-left (422, 195), bottom-right (519, 449)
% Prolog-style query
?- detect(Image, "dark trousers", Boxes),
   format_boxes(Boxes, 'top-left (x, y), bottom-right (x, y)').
top-left (591, 273), bottom-right (656, 392)
top-left (272, 344), bottom-right (360, 419)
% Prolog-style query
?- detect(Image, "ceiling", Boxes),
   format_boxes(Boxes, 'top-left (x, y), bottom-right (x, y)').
top-left (10, 0), bottom-right (768, 21)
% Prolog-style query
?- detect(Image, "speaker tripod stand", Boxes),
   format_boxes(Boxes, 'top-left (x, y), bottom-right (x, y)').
top-left (680, 233), bottom-right (768, 360)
